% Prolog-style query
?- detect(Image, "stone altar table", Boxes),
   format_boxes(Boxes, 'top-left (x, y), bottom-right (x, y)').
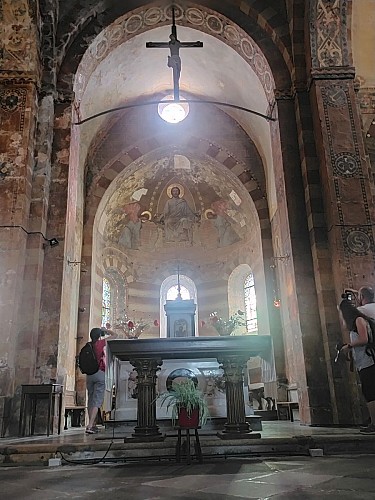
top-left (107, 335), bottom-right (273, 440)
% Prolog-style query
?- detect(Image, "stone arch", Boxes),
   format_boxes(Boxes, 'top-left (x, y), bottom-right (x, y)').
top-left (84, 136), bottom-right (270, 243)
top-left (56, 1), bottom-right (292, 96)
top-left (65, 1), bottom-right (308, 420)
top-left (73, 4), bottom-right (274, 102)
top-left (77, 140), bottom-right (272, 344)
top-left (65, 2), bottom-right (294, 355)
top-left (84, 102), bottom-right (268, 198)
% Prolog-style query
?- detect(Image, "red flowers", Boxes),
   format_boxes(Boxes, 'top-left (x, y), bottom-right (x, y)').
top-left (127, 320), bottom-right (134, 329)
top-left (154, 319), bottom-right (159, 327)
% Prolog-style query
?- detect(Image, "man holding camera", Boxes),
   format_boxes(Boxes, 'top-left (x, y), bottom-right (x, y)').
top-left (86, 323), bottom-right (115, 434)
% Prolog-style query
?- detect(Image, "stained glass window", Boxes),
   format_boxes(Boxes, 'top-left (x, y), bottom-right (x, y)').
top-left (244, 273), bottom-right (257, 332)
top-left (167, 285), bottom-right (190, 301)
top-left (102, 277), bottom-right (111, 326)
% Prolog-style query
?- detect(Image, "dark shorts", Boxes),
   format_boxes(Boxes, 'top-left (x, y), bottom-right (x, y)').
top-left (359, 363), bottom-right (375, 402)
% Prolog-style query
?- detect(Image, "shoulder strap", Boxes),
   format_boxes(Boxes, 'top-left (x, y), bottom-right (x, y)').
top-left (91, 339), bottom-right (105, 363)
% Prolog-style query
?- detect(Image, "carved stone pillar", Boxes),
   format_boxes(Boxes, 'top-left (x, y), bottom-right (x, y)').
top-left (130, 358), bottom-right (164, 440)
top-left (306, 0), bottom-right (373, 425)
top-left (218, 356), bottom-right (260, 439)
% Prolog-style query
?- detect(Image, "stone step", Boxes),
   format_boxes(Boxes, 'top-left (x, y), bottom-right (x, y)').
top-left (105, 415), bottom-right (263, 431)
top-left (254, 410), bottom-right (279, 421)
top-left (2, 432), bottom-right (375, 467)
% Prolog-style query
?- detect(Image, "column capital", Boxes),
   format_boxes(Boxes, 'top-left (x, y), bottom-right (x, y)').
top-left (55, 88), bottom-right (75, 105)
top-left (217, 355), bottom-right (248, 383)
top-left (274, 87), bottom-right (294, 101)
top-left (130, 358), bottom-right (163, 383)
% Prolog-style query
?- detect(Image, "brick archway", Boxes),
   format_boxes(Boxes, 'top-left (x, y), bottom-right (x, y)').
top-left (86, 135), bottom-right (269, 239)
top-left (56, 1), bottom-right (293, 97)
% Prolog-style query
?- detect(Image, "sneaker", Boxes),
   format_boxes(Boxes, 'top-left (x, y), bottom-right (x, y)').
top-left (360, 424), bottom-right (375, 434)
top-left (85, 427), bottom-right (97, 434)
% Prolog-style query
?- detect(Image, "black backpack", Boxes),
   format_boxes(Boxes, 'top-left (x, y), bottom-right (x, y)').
top-left (78, 342), bottom-right (99, 375)
top-left (365, 317), bottom-right (375, 361)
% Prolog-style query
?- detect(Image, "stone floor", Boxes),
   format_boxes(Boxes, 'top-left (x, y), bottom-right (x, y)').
top-left (1, 454), bottom-right (375, 499)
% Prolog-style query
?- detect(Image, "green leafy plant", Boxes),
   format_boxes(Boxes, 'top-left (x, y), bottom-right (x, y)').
top-left (158, 379), bottom-right (210, 426)
top-left (209, 310), bottom-right (246, 336)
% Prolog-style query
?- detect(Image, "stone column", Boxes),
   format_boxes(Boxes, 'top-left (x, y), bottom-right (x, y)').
top-left (0, 1), bottom-right (52, 434)
top-left (307, 0), bottom-right (374, 424)
top-left (217, 356), bottom-right (260, 439)
top-left (130, 358), bottom-right (164, 440)
top-left (35, 95), bottom-right (73, 384)
top-left (0, 82), bottom-right (39, 434)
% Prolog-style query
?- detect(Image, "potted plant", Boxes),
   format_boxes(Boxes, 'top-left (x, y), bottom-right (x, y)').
top-left (158, 379), bottom-right (209, 428)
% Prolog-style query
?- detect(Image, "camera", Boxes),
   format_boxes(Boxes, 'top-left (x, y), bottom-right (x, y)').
top-left (100, 329), bottom-right (106, 337)
top-left (341, 289), bottom-right (355, 302)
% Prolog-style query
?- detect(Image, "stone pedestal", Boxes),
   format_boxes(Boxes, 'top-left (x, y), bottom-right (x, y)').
top-left (164, 298), bottom-right (196, 337)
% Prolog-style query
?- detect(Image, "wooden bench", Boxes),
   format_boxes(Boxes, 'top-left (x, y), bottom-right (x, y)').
top-left (277, 401), bottom-right (299, 422)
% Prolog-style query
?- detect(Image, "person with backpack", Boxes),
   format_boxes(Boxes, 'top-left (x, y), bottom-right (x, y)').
top-left (338, 299), bottom-right (375, 434)
top-left (85, 324), bottom-right (115, 434)
top-left (358, 286), bottom-right (375, 318)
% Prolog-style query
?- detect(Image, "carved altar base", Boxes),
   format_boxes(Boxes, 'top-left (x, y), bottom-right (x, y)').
top-left (107, 336), bottom-right (273, 441)
top-left (115, 358), bottom-right (229, 422)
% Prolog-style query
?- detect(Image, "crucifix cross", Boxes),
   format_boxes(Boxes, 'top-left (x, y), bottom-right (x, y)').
top-left (146, 7), bottom-right (203, 101)
top-left (176, 263), bottom-right (182, 300)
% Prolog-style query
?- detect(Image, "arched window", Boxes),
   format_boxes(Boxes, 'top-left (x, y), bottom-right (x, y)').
top-left (102, 277), bottom-right (112, 326)
top-left (244, 273), bottom-right (257, 332)
top-left (166, 285), bottom-right (190, 301)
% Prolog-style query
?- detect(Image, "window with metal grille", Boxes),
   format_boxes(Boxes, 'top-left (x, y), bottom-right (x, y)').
top-left (102, 277), bottom-right (111, 326)
top-left (244, 273), bottom-right (257, 332)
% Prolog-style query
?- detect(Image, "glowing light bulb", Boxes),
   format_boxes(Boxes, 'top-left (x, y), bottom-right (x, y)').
top-left (161, 102), bottom-right (186, 123)
top-left (158, 95), bottom-right (189, 124)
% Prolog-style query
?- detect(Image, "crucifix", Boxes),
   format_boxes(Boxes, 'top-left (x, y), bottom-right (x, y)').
top-left (146, 7), bottom-right (203, 101)
top-left (176, 262), bottom-right (182, 300)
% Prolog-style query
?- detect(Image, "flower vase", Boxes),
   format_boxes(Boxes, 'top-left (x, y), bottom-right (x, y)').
top-left (125, 327), bottom-right (144, 339)
top-left (216, 325), bottom-right (235, 336)
top-left (178, 407), bottom-right (200, 428)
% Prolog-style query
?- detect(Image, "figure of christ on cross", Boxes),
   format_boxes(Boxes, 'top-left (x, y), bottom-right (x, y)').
top-left (146, 9), bottom-right (203, 101)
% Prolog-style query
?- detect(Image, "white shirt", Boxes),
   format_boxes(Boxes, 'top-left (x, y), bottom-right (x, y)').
top-left (358, 303), bottom-right (375, 319)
